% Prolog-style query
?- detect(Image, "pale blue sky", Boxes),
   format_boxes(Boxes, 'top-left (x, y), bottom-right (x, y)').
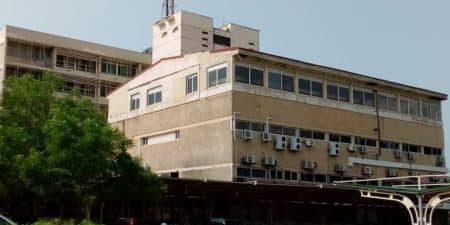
top-left (2, 0), bottom-right (449, 163)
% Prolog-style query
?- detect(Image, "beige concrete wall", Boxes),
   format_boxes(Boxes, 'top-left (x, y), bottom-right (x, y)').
top-left (112, 92), bottom-right (234, 181)
top-left (4, 25), bottom-right (151, 64)
top-left (225, 23), bottom-right (259, 51)
top-left (232, 91), bottom-right (445, 177)
top-left (108, 50), bottom-right (238, 123)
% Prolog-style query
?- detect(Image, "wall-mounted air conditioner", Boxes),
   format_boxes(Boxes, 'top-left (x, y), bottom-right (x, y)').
top-left (289, 136), bottom-right (301, 151)
top-left (362, 166), bottom-right (372, 175)
top-left (329, 142), bottom-right (340, 156)
top-left (242, 129), bottom-right (253, 141)
top-left (261, 131), bottom-right (272, 142)
top-left (357, 145), bottom-right (368, 154)
top-left (302, 160), bottom-right (317, 170)
top-left (347, 144), bottom-right (355, 152)
top-left (262, 156), bottom-right (277, 167)
top-left (386, 168), bottom-right (398, 177)
top-left (274, 135), bottom-right (287, 150)
top-left (304, 139), bottom-right (314, 147)
top-left (242, 154), bottom-right (256, 164)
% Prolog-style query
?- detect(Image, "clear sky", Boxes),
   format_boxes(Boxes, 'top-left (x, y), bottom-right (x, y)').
top-left (2, 0), bottom-right (450, 165)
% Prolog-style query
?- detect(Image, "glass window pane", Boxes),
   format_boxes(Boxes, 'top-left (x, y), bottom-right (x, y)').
top-left (311, 81), bottom-right (323, 97)
top-left (329, 134), bottom-right (340, 142)
top-left (208, 70), bottom-right (216, 87)
top-left (235, 65), bottom-right (249, 84)
top-left (187, 77), bottom-right (193, 93)
top-left (300, 130), bottom-right (312, 139)
top-left (327, 85), bottom-right (338, 100)
top-left (218, 67), bottom-right (227, 85)
top-left (250, 68), bottom-right (264, 86)
top-left (353, 90), bottom-right (364, 105)
top-left (355, 137), bottom-right (365, 145)
top-left (268, 72), bottom-right (281, 90)
top-left (364, 92), bottom-right (374, 106)
top-left (299, 79), bottom-right (311, 95)
top-left (400, 98), bottom-right (409, 114)
top-left (421, 102), bottom-right (430, 118)
top-left (339, 87), bottom-right (350, 102)
top-left (387, 96), bottom-right (397, 112)
top-left (409, 99), bottom-right (419, 116)
top-left (269, 125), bottom-right (282, 135)
top-left (236, 120), bottom-right (250, 130)
top-left (282, 127), bottom-right (296, 136)
top-left (340, 135), bottom-right (351, 143)
top-left (282, 75), bottom-right (294, 92)
top-left (430, 104), bottom-right (440, 121)
top-left (155, 92), bottom-right (162, 103)
top-left (313, 132), bottom-right (325, 140)
top-left (193, 76), bottom-right (198, 92)
top-left (377, 95), bottom-right (387, 110)
top-left (366, 139), bottom-right (377, 147)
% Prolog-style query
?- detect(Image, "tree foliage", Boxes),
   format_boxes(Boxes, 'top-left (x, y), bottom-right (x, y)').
top-left (0, 72), bottom-right (165, 219)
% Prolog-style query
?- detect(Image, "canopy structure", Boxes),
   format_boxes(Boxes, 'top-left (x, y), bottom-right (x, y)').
top-left (334, 175), bottom-right (450, 225)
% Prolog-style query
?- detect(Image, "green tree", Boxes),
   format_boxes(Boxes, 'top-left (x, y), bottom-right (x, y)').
top-left (0, 72), bottom-right (164, 219)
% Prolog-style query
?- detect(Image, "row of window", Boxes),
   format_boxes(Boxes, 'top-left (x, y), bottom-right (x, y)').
top-left (235, 64), bottom-right (442, 121)
top-left (130, 88), bottom-right (163, 111)
top-left (235, 120), bottom-right (442, 155)
top-left (101, 59), bottom-right (138, 77)
top-left (56, 55), bottom-right (97, 74)
top-left (237, 167), bottom-right (354, 183)
top-left (7, 40), bottom-right (52, 66)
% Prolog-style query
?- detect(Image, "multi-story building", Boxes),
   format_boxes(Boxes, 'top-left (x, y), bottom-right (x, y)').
top-left (0, 25), bottom-right (152, 113)
top-left (107, 10), bottom-right (447, 184)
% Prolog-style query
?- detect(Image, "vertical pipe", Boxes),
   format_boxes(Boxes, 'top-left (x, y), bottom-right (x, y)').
top-left (374, 90), bottom-right (382, 159)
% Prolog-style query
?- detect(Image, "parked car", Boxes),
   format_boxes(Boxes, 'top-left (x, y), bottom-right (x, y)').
top-left (0, 215), bottom-right (17, 225)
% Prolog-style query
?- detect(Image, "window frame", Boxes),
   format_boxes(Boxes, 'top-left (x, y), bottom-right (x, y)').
top-left (268, 70), bottom-right (294, 92)
top-left (207, 63), bottom-right (228, 88)
top-left (147, 87), bottom-right (162, 106)
top-left (327, 82), bottom-right (350, 102)
top-left (130, 93), bottom-right (140, 111)
top-left (186, 73), bottom-right (198, 95)
top-left (298, 76), bottom-right (323, 98)
top-left (377, 92), bottom-right (398, 113)
top-left (234, 64), bottom-right (264, 87)
top-left (353, 88), bottom-right (375, 107)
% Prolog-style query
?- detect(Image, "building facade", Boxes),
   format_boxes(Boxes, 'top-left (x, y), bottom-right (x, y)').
top-left (107, 11), bottom-right (447, 185)
top-left (0, 25), bottom-right (152, 113)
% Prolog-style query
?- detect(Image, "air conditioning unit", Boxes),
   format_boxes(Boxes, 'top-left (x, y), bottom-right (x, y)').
top-left (302, 160), bottom-right (317, 170)
top-left (242, 154), bottom-right (256, 164)
top-left (394, 150), bottom-right (402, 159)
top-left (407, 152), bottom-right (416, 160)
top-left (329, 142), bottom-right (340, 156)
top-left (274, 135), bottom-right (287, 150)
top-left (356, 145), bottom-right (368, 154)
top-left (262, 156), bottom-right (277, 167)
top-left (261, 131), bottom-right (272, 142)
top-left (335, 164), bottom-right (347, 173)
top-left (386, 169), bottom-right (398, 177)
top-left (362, 166), bottom-right (372, 175)
top-left (429, 176), bottom-right (440, 182)
top-left (437, 155), bottom-right (445, 164)
top-left (347, 144), bottom-right (355, 152)
top-left (289, 136), bottom-right (301, 151)
top-left (242, 129), bottom-right (253, 141)
top-left (304, 139), bottom-right (314, 147)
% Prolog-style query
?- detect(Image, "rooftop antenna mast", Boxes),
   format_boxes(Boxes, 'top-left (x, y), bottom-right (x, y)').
top-left (162, 0), bottom-right (175, 18)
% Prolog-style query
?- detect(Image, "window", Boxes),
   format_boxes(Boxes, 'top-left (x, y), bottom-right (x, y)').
top-left (268, 125), bottom-right (295, 135)
top-left (208, 64), bottom-right (227, 88)
top-left (299, 78), bottom-right (323, 97)
top-left (355, 136), bottom-right (377, 147)
top-left (300, 129), bottom-right (325, 140)
top-left (329, 133), bottom-right (351, 143)
top-left (237, 168), bottom-right (251, 177)
top-left (130, 93), bottom-right (140, 111)
top-left (422, 101), bottom-right (441, 121)
top-left (327, 84), bottom-right (350, 102)
top-left (213, 34), bottom-right (231, 46)
top-left (268, 71), bottom-right (294, 92)
top-left (235, 65), bottom-right (264, 86)
top-left (186, 74), bottom-right (198, 94)
top-left (424, 147), bottom-right (442, 156)
top-left (236, 120), bottom-right (263, 132)
top-left (380, 140), bottom-right (400, 150)
top-left (353, 89), bottom-right (374, 106)
top-left (251, 169), bottom-right (266, 178)
top-left (147, 88), bottom-right (162, 105)
top-left (377, 94), bottom-right (397, 112)
top-left (400, 97), bottom-right (419, 116)
top-left (403, 143), bottom-right (420, 153)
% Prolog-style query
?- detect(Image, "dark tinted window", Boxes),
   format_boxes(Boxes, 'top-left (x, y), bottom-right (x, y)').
top-left (339, 87), bottom-right (350, 102)
top-left (252, 169), bottom-right (266, 178)
top-left (250, 68), bottom-right (264, 86)
top-left (313, 132), bottom-right (325, 140)
top-left (282, 127), bottom-right (296, 136)
top-left (300, 130), bottom-right (313, 139)
top-left (311, 81), bottom-right (323, 97)
top-left (299, 79), bottom-right (310, 95)
top-left (353, 90), bottom-right (364, 105)
top-left (327, 85), bottom-right (338, 100)
top-left (237, 168), bottom-right (251, 177)
top-left (235, 65), bottom-right (249, 83)
top-left (268, 72), bottom-right (281, 90)
top-left (213, 34), bottom-right (231, 46)
top-left (282, 75), bottom-right (294, 92)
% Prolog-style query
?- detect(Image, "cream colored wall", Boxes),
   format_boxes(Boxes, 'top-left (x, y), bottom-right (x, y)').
top-left (232, 91), bottom-right (446, 178)
top-left (112, 92), bottom-right (234, 181)
top-left (107, 50), bottom-right (238, 123)
top-left (225, 23), bottom-right (260, 51)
